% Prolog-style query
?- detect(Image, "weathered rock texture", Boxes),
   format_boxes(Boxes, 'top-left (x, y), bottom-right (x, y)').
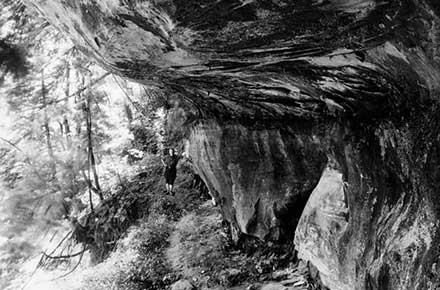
top-left (295, 166), bottom-right (348, 290)
top-left (187, 121), bottom-right (327, 241)
top-left (25, 0), bottom-right (440, 119)
top-left (24, 0), bottom-right (440, 289)
top-left (297, 114), bottom-right (440, 290)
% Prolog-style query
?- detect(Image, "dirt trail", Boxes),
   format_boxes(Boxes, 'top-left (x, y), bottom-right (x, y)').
top-left (164, 197), bottom-right (313, 290)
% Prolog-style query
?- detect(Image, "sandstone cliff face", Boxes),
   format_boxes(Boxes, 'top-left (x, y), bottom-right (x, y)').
top-left (294, 110), bottom-right (440, 290)
top-left (187, 121), bottom-right (327, 241)
top-left (25, 0), bottom-right (440, 289)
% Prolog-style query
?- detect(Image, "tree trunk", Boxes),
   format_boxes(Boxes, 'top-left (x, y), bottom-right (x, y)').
top-left (123, 101), bottom-right (132, 126)
top-left (63, 61), bottom-right (72, 148)
top-left (41, 71), bottom-right (56, 176)
top-left (85, 93), bottom-right (103, 200)
top-left (57, 121), bottom-right (66, 150)
top-left (63, 117), bottom-right (71, 148)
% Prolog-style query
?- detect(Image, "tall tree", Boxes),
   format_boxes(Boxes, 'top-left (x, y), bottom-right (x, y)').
top-left (85, 92), bottom-right (102, 200)
top-left (41, 71), bottom-right (55, 176)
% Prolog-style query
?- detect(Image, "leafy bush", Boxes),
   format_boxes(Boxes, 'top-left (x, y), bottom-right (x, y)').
top-left (130, 125), bottom-right (159, 154)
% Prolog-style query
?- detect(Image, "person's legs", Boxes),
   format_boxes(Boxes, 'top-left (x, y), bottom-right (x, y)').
top-left (165, 169), bottom-right (171, 193)
top-left (169, 170), bottom-right (176, 195)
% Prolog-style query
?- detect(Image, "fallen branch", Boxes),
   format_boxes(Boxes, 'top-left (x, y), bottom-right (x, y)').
top-left (52, 245), bottom-right (87, 280)
top-left (46, 231), bottom-right (73, 257)
top-left (42, 247), bottom-right (87, 260)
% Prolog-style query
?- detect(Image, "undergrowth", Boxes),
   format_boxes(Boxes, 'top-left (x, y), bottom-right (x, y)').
top-left (75, 214), bottom-right (173, 290)
top-left (67, 155), bottom-right (299, 290)
top-left (72, 154), bottom-right (203, 262)
top-left (65, 153), bottom-right (209, 289)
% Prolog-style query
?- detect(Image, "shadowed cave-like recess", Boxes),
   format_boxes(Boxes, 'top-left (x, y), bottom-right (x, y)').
top-left (23, 0), bottom-right (440, 289)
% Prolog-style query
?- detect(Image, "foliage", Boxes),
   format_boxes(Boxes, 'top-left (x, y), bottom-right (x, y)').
top-left (74, 180), bottom-right (151, 262)
top-left (0, 39), bottom-right (27, 80)
top-left (0, 3), bottom-right (156, 288)
top-left (71, 154), bottom-right (204, 262)
top-left (130, 125), bottom-right (159, 154)
top-left (75, 214), bottom-right (174, 290)
top-left (64, 154), bottom-right (208, 290)
top-left (0, 0), bottom-right (36, 81)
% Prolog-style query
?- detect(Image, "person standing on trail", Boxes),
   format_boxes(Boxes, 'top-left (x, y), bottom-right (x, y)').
top-left (161, 148), bottom-right (181, 194)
